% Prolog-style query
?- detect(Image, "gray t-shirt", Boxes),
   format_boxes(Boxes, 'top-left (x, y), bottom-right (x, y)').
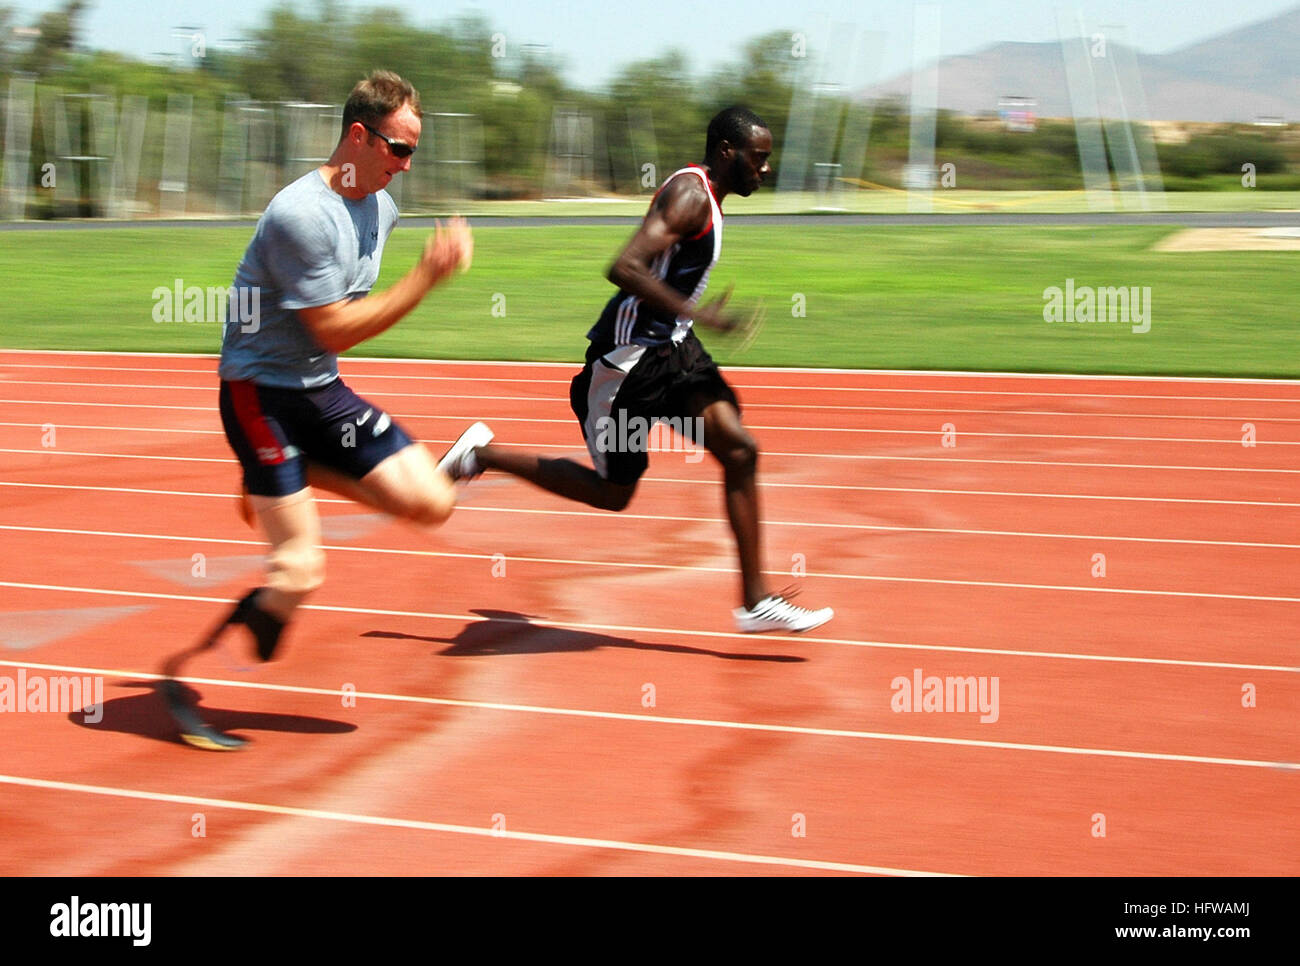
top-left (218, 170), bottom-right (399, 388)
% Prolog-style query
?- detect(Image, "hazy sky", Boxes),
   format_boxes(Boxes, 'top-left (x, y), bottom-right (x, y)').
top-left (10, 0), bottom-right (1299, 89)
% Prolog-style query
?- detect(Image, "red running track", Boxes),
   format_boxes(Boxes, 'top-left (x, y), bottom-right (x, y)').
top-left (0, 351), bottom-right (1296, 875)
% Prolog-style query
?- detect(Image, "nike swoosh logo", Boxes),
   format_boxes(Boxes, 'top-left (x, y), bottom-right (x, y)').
top-left (357, 409), bottom-right (372, 426)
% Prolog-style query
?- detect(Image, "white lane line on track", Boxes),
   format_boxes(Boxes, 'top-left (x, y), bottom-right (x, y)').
top-left (4, 348), bottom-right (1300, 386)
top-left (0, 380), bottom-right (223, 391)
top-left (0, 773), bottom-right (947, 876)
top-left (5, 366), bottom-right (1300, 407)
top-left (3, 444), bottom-right (1297, 476)
top-left (648, 478), bottom-right (1300, 508)
top-left (2, 379), bottom-right (1300, 429)
top-left (6, 365), bottom-right (1300, 417)
top-left (9, 406), bottom-right (1300, 451)
top-left (1, 657), bottom-right (1295, 772)
top-left (5, 476), bottom-right (1299, 511)
top-left (8, 412), bottom-right (1298, 447)
top-left (0, 398), bottom-right (208, 411)
top-left (741, 404), bottom-right (1300, 421)
top-left (0, 583), bottom-right (1296, 674)
top-left (5, 514), bottom-right (1298, 556)
top-left (0, 448), bottom-right (233, 464)
top-left (9, 395), bottom-right (1300, 450)
top-left (0, 422), bottom-right (224, 435)
top-left (2, 524), bottom-right (1294, 600)
top-left (4, 496), bottom-right (1300, 551)
top-left (452, 508), bottom-right (1300, 566)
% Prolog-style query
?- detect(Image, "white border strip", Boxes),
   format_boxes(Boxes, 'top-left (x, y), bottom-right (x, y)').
top-left (2, 349), bottom-right (1299, 384)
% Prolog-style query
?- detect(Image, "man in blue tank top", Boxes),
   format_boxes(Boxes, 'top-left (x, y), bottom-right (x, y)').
top-left (442, 106), bottom-right (833, 634)
top-left (161, 70), bottom-right (475, 749)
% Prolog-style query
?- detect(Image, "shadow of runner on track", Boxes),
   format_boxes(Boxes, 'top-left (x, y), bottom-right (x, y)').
top-left (67, 681), bottom-right (358, 747)
top-left (362, 609), bottom-right (806, 663)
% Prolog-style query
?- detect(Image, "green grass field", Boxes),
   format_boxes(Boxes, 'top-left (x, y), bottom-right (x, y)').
top-left (345, 188), bottom-right (1300, 218)
top-left (0, 223), bottom-right (1296, 377)
top-left (430, 189), bottom-right (1300, 217)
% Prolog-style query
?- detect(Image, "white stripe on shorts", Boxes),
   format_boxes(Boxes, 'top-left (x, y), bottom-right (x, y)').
top-left (584, 344), bottom-right (646, 479)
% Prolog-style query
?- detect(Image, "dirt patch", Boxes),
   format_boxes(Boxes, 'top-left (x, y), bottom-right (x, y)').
top-left (1153, 227), bottom-right (1300, 252)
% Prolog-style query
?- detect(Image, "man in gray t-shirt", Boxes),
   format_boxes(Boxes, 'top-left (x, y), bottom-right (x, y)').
top-left (218, 167), bottom-right (400, 389)
top-left (162, 70), bottom-right (492, 750)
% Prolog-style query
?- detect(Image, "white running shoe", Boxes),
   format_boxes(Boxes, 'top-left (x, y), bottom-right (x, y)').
top-left (437, 422), bottom-right (494, 480)
top-left (733, 595), bottom-right (834, 633)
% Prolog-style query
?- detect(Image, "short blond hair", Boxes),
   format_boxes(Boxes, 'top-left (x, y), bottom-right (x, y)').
top-left (341, 70), bottom-right (420, 138)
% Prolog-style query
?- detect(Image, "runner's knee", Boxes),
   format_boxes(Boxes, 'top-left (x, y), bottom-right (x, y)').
top-left (368, 447), bottom-right (457, 526)
top-left (267, 543), bottom-right (326, 599)
top-left (715, 433), bottom-right (758, 476)
top-left (403, 484), bottom-right (455, 526)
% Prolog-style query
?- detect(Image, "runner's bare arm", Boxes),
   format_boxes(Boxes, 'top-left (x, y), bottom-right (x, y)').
top-left (298, 217), bottom-right (473, 353)
top-left (607, 179), bottom-right (744, 332)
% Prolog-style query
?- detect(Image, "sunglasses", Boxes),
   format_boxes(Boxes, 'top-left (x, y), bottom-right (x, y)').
top-left (361, 122), bottom-right (416, 158)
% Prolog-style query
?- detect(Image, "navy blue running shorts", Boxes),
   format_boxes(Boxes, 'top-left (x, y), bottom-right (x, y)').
top-left (219, 378), bottom-right (413, 497)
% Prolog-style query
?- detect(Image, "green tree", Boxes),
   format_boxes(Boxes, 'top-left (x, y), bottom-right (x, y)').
top-left (705, 30), bottom-right (800, 141)
top-left (604, 50), bottom-right (707, 183)
top-left (236, 1), bottom-right (352, 103)
top-left (0, 6), bottom-right (15, 77)
top-left (17, 0), bottom-right (85, 75)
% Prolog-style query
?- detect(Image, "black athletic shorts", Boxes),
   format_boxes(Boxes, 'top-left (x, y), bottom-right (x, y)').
top-left (569, 331), bottom-right (740, 485)
top-left (219, 378), bottom-right (413, 497)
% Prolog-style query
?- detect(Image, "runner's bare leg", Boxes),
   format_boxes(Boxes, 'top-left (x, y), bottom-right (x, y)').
top-left (693, 397), bottom-right (770, 609)
top-left (475, 446), bottom-right (636, 512)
